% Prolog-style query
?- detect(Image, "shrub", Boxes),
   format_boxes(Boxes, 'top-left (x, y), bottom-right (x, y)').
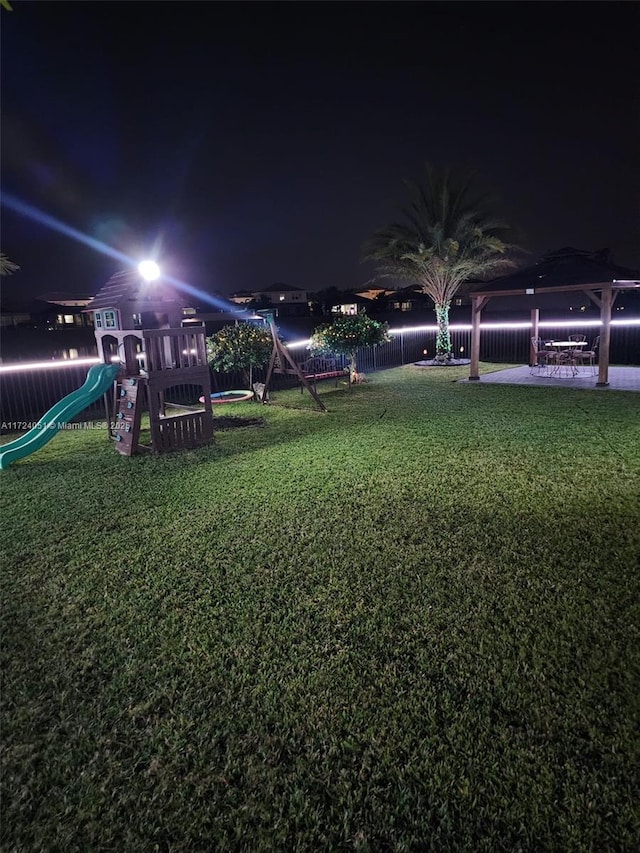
top-left (206, 322), bottom-right (272, 387)
top-left (309, 312), bottom-right (391, 383)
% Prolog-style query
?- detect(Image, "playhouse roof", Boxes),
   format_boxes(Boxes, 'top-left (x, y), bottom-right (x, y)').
top-left (84, 269), bottom-right (183, 311)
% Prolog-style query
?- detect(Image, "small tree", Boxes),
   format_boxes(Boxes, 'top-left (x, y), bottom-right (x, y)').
top-left (206, 321), bottom-right (272, 388)
top-left (309, 312), bottom-right (391, 384)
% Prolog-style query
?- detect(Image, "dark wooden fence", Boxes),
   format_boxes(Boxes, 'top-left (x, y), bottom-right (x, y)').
top-left (2, 322), bottom-right (638, 427)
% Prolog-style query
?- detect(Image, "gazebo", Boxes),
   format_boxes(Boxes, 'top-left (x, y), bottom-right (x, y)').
top-left (468, 248), bottom-right (640, 386)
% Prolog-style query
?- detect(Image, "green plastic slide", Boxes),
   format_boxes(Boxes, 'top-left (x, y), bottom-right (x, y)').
top-left (0, 363), bottom-right (121, 470)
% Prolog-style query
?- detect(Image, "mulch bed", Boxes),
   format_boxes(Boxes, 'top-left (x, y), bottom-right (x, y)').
top-left (212, 415), bottom-right (266, 430)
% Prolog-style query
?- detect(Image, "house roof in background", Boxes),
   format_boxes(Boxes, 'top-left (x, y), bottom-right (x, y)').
top-left (334, 293), bottom-right (373, 305)
top-left (257, 283), bottom-right (306, 293)
top-left (39, 292), bottom-right (94, 306)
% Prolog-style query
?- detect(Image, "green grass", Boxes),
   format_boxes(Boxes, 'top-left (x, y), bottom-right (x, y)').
top-left (2, 364), bottom-right (639, 852)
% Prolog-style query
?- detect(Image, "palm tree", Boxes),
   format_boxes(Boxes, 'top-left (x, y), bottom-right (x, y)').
top-left (0, 253), bottom-right (20, 276)
top-left (362, 164), bottom-right (520, 361)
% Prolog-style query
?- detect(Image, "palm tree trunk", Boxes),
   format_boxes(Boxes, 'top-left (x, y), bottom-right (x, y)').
top-left (434, 302), bottom-right (452, 360)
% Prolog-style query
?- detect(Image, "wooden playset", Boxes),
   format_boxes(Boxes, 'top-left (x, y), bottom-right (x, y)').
top-left (84, 269), bottom-right (214, 455)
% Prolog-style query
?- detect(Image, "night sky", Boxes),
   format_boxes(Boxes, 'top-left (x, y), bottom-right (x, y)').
top-left (1, 1), bottom-right (638, 305)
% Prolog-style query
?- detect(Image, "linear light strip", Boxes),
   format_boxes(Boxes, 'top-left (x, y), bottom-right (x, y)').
top-left (287, 318), bottom-right (640, 347)
top-left (0, 357), bottom-right (102, 374)
top-left (1, 319), bottom-right (639, 372)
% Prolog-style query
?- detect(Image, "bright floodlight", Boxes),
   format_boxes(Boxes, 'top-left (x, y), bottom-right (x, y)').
top-left (138, 260), bottom-right (160, 281)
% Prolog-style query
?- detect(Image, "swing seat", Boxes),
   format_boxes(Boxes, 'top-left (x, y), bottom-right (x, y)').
top-left (299, 357), bottom-right (345, 382)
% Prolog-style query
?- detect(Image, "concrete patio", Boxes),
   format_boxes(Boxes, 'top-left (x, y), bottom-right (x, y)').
top-left (463, 365), bottom-right (640, 392)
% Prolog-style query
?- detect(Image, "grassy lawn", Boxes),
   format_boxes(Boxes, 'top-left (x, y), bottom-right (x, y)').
top-left (1, 364), bottom-right (639, 851)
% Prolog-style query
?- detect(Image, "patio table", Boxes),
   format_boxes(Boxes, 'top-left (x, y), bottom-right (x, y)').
top-left (546, 341), bottom-right (587, 377)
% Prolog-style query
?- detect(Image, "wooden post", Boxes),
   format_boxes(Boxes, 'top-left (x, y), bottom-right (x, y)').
top-left (597, 283), bottom-right (612, 386)
top-left (263, 344), bottom-right (280, 395)
top-left (469, 296), bottom-right (487, 380)
top-left (123, 333), bottom-right (141, 375)
top-left (530, 308), bottom-right (539, 365)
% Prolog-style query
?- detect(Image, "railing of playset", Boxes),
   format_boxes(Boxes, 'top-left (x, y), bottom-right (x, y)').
top-left (153, 411), bottom-right (212, 451)
top-left (142, 329), bottom-right (208, 373)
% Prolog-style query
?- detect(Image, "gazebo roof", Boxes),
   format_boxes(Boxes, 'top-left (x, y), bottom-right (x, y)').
top-left (471, 248), bottom-right (640, 297)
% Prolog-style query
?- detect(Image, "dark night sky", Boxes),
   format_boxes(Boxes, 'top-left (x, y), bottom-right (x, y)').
top-left (1, 0), bottom-right (638, 304)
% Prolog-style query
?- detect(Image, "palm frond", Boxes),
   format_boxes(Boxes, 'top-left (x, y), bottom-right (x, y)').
top-left (0, 254), bottom-right (20, 276)
top-left (361, 162), bottom-right (523, 301)
top-left (363, 163), bottom-right (518, 292)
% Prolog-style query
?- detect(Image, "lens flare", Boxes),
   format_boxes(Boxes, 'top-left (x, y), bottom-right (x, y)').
top-left (1, 191), bottom-right (243, 314)
top-left (138, 260), bottom-right (160, 281)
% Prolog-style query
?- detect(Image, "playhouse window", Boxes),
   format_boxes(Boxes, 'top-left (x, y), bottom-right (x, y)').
top-left (104, 310), bottom-right (117, 328)
top-left (94, 312), bottom-right (103, 328)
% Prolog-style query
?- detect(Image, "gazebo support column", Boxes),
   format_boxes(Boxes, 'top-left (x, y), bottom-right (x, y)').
top-left (469, 296), bottom-right (488, 380)
top-left (530, 308), bottom-right (539, 365)
top-left (597, 283), bottom-right (612, 386)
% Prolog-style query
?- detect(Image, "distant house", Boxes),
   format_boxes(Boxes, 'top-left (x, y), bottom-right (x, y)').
top-left (254, 283), bottom-right (307, 305)
top-left (0, 295), bottom-right (94, 329)
top-left (233, 282), bottom-right (310, 316)
top-left (40, 292), bottom-right (94, 309)
top-left (228, 290), bottom-right (254, 306)
top-left (41, 293), bottom-right (94, 328)
top-left (379, 287), bottom-right (432, 313)
top-left (331, 293), bottom-right (374, 315)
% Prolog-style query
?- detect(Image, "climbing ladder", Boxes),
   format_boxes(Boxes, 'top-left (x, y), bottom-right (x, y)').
top-left (112, 376), bottom-right (146, 455)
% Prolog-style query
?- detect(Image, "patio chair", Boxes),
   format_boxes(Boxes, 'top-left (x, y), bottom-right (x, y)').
top-left (573, 335), bottom-right (599, 375)
top-left (554, 349), bottom-right (578, 377)
top-left (530, 337), bottom-right (557, 374)
top-left (567, 333), bottom-right (587, 358)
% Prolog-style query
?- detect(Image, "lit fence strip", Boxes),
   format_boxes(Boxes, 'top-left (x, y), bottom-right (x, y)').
top-left (1, 320), bottom-right (639, 425)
